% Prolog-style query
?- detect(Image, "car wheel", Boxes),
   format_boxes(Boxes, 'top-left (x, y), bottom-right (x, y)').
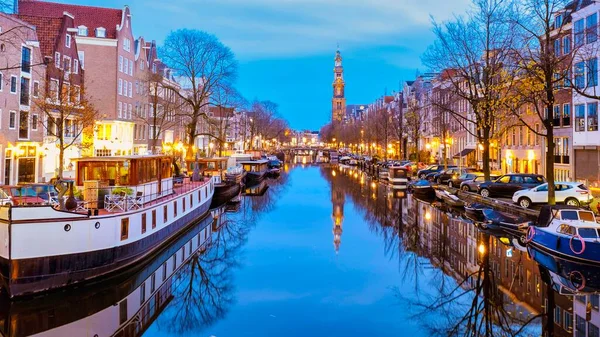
top-left (480, 188), bottom-right (490, 198)
top-left (448, 181), bottom-right (453, 188)
top-left (565, 198), bottom-right (580, 207)
top-left (461, 185), bottom-right (470, 192)
top-left (518, 197), bottom-right (532, 209)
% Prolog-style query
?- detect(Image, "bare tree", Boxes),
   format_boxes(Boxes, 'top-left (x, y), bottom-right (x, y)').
top-left (160, 29), bottom-right (237, 160)
top-left (34, 71), bottom-right (98, 180)
top-left (208, 84), bottom-right (246, 156)
top-left (507, 0), bottom-right (574, 204)
top-left (249, 100), bottom-right (288, 150)
top-left (423, 0), bottom-right (516, 180)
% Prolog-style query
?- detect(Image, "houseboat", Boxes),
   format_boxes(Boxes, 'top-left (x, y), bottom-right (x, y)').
top-left (388, 166), bottom-right (409, 189)
top-left (239, 160), bottom-right (269, 185)
top-left (0, 155), bottom-right (215, 297)
top-left (0, 211), bottom-right (214, 336)
top-left (196, 158), bottom-right (242, 208)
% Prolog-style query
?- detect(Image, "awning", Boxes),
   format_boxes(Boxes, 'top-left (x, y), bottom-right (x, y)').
top-left (453, 148), bottom-right (475, 159)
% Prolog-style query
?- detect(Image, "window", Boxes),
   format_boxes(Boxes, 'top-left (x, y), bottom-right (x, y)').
top-left (498, 175), bottom-right (510, 183)
top-left (119, 56), bottom-right (123, 72)
top-left (590, 322), bottom-right (600, 337)
top-left (563, 103), bottom-right (571, 126)
top-left (65, 34), bottom-right (71, 48)
top-left (588, 102), bottom-right (598, 131)
top-left (55, 52), bottom-right (60, 68)
top-left (172, 255), bottom-right (176, 272)
top-left (49, 79), bottom-right (59, 101)
top-left (119, 300), bottom-right (127, 324)
top-left (563, 35), bottom-right (571, 54)
top-left (124, 57), bottom-right (128, 74)
top-left (73, 59), bottom-right (79, 74)
top-left (565, 311), bottom-right (573, 332)
top-left (118, 102), bottom-right (122, 118)
top-left (18, 110), bottom-right (28, 139)
top-left (163, 205), bottom-right (168, 223)
top-left (554, 307), bottom-right (562, 325)
top-left (162, 262), bottom-right (167, 281)
top-left (141, 213), bottom-right (147, 234)
top-left (575, 19), bottom-right (585, 47)
top-left (72, 85), bottom-right (80, 104)
top-left (592, 295), bottom-right (600, 310)
top-left (554, 39), bottom-right (560, 56)
top-left (21, 47), bottom-right (31, 73)
top-left (555, 14), bottom-right (563, 28)
top-left (77, 25), bottom-right (87, 36)
top-left (150, 273), bottom-right (156, 293)
top-left (575, 61), bottom-right (585, 89)
top-left (32, 114), bottom-right (38, 131)
top-left (576, 104), bottom-right (586, 132)
top-left (124, 38), bottom-right (130, 52)
top-left (129, 60), bottom-right (133, 76)
top-left (588, 58), bottom-right (598, 87)
top-left (587, 13), bottom-right (598, 44)
top-left (63, 56), bottom-right (71, 73)
top-left (174, 201), bottom-right (177, 217)
top-left (78, 51), bottom-right (85, 69)
top-left (0, 73), bottom-right (3, 91)
top-left (576, 314), bottom-right (586, 337)
top-left (20, 77), bottom-right (29, 105)
top-left (118, 78), bottom-right (122, 95)
top-left (140, 282), bottom-right (145, 304)
top-left (128, 81), bottom-right (132, 97)
top-left (128, 104), bottom-right (132, 119)
top-left (10, 75), bottom-right (17, 93)
top-left (152, 209), bottom-right (157, 229)
top-left (95, 27), bottom-right (106, 38)
top-left (32, 81), bottom-right (39, 98)
top-left (121, 218), bottom-right (129, 240)
top-left (9, 111), bottom-right (16, 129)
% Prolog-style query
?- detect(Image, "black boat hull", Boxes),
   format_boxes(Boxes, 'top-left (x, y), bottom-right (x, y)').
top-left (245, 171), bottom-right (267, 185)
top-left (211, 182), bottom-right (242, 208)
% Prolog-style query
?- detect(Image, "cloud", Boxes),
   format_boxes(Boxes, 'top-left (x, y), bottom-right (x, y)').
top-left (142, 0), bottom-right (472, 59)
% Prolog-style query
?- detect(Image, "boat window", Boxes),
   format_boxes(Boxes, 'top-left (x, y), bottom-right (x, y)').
top-left (561, 210), bottom-right (579, 221)
top-left (557, 224), bottom-right (576, 235)
top-left (578, 228), bottom-right (598, 238)
top-left (579, 211), bottom-right (596, 222)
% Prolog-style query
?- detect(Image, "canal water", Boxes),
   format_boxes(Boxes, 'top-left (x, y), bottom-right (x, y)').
top-left (1, 162), bottom-right (597, 336)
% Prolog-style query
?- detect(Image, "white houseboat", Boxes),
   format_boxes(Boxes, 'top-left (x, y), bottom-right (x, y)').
top-left (0, 155), bottom-right (215, 297)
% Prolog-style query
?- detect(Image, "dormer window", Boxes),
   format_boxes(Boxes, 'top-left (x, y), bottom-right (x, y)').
top-left (555, 14), bottom-right (563, 28)
top-left (65, 34), bottom-right (71, 48)
top-left (77, 26), bottom-right (88, 36)
top-left (95, 27), bottom-right (106, 38)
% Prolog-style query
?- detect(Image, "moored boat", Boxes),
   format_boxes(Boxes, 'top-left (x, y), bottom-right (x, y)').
top-left (388, 166), bottom-right (409, 189)
top-left (410, 179), bottom-right (435, 199)
top-left (482, 208), bottom-right (531, 233)
top-left (240, 160), bottom-right (269, 185)
top-left (0, 155), bottom-right (215, 298)
top-left (527, 205), bottom-right (600, 263)
top-left (464, 202), bottom-right (490, 222)
top-left (196, 157), bottom-right (243, 208)
top-left (435, 189), bottom-right (464, 208)
top-left (379, 169), bottom-right (389, 180)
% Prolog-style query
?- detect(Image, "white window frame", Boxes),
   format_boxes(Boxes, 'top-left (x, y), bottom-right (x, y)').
top-left (119, 56), bottom-right (123, 72)
top-left (10, 75), bottom-right (17, 94)
top-left (118, 101), bottom-right (122, 118)
top-left (78, 51), bottom-right (85, 69)
top-left (77, 25), bottom-right (88, 36)
top-left (128, 103), bottom-right (132, 119)
top-left (129, 60), bottom-right (133, 76)
top-left (63, 55), bottom-right (71, 73)
top-left (65, 34), bottom-right (71, 48)
top-left (124, 57), bottom-right (128, 74)
top-left (32, 113), bottom-right (38, 131)
top-left (95, 27), bottom-right (106, 38)
top-left (73, 59), bottom-right (79, 74)
top-left (128, 81), bottom-right (132, 97)
top-left (0, 72), bottom-right (3, 92)
top-left (118, 79), bottom-right (123, 95)
top-left (73, 85), bottom-right (81, 104)
top-left (8, 110), bottom-right (16, 129)
top-left (50, 79), bottom-right (59, 102)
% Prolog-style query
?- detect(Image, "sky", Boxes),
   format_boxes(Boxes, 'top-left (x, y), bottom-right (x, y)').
top-left (54, 0), bottom-right (472, 130)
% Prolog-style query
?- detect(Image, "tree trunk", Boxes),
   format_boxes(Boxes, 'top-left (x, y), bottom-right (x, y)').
top-left (482, 128), bottom-right (491, 181)
top-left (545, 125), bottom-right (556, 205)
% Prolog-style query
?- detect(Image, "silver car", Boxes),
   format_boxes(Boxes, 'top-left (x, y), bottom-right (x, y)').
top-left (460, 175), bottom-right (499, 192)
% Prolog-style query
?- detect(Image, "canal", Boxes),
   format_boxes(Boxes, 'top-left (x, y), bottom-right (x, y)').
top-left (1, 162), bottom-right (597, 336)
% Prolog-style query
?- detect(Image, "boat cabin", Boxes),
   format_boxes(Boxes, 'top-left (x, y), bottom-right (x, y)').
top-left (75, 155), bottom-right (174, 205)
top-left (196, 157), bottom-right (229, 177)
top-left (239, 160), bottom-right (269, 173)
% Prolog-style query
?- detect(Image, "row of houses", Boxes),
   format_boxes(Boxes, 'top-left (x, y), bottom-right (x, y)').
top-left (0, 0), bottom-right (248, 185)
top-left (345, 1), bottom-right (600, 186)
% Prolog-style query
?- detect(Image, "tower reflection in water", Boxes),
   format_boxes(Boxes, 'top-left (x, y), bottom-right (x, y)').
top-left (320, 164), bottom-right (600, 337)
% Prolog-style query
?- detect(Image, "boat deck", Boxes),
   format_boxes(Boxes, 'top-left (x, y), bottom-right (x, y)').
top-left (77, 178), bottom-right (210, 216)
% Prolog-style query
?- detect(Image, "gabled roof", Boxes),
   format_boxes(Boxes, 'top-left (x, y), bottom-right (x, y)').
top-left (16, 14), bottom-right (62, 57)
top-left (18, 0), bottom-right (122, 39)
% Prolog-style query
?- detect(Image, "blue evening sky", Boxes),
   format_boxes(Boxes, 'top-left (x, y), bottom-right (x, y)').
top-left (53, 0), bottom-right (470, 130)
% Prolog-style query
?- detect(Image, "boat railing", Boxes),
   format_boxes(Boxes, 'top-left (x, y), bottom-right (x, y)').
top-left (0, 176), bottom-right (212, 216)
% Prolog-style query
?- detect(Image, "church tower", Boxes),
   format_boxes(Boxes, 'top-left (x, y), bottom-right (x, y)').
top-left (332, 49), bottom-right (346, 123)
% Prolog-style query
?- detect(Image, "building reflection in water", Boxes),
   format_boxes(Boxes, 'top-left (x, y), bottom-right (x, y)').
top-left (330, 168), bottom-right (344, 254)
top-left (320, 164), bottom-right (600, 337)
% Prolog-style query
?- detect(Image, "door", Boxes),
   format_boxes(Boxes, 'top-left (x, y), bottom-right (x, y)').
top-left (529, 184), bottom-right (548, 203)
top-left (4, 158), bottom-right (10, 185)
top-left (554, 184), bottom-right (572, 203)
top-left (507, 175), bottom-right (524, 196)
top-left (492, 175), bottom-right (511, 195)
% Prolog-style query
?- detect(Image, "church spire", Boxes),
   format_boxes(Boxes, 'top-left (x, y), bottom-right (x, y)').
top-left (332, 48), bottom-right (346, 122)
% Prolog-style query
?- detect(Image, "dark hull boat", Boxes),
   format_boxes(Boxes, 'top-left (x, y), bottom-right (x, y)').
top-left (267, 168), bottom-right (281, 177)
top-left (435, 189), bottom-right (464, 208)
top-left (211, 181), bottom-right (242, 208)
top-left (464, 202), bottom-right (490, 223)
top-left (482, 208), bottom-right (531, 234)
top-left (240, 160), bottom-right (269, 185)
top-left (410, 180), bottom-right (435, 200)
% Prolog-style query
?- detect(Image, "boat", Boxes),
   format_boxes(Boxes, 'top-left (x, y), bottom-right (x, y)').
top-left (196, 158), bottom-right (243, 208)
top-left (225, 164), bottom-right (246, 184)
top-left (0, 155), bottom-right (215, 297)
top-left (464, 202), bottom-right (490, 222)
top-left (239, 159), bottom-right (269, 185)
top-left (388, 166), bottom-right (409, 189)
top-left (409, 179), bottom-right (435, 199)
top-left (379, 168), bottom-right (389, 180)
top-left (267, 168), bottom-right (281, 177)
top-left (230, 151), bottom-right (254, 163)
top-left (527, 205), bottom-right (600, 263)
top-left (0, 209), bottom-right (215, 336)
top-left (435, 188), bottom-right (464, 208)
top-left (482, 208), bottom-right (531, 233)
top-left (244, 180), bottom-right (269, 196)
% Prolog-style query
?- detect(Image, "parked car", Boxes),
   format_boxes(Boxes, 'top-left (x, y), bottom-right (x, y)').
top-left (460, 175), bottom-right (500, 192)
top-left (417, 165), bottom-right (457, 180)
top-left (29, 183), bottom-right (57, 201)
top-left (512, 182), bottom-right (594, 208)
top-left (0, 188), bottom-right (12, 205)
top-left (478, 174), bottom-right (546, 198)
top-left (0, 186), bottom-right (46, 205)
top-left (431, 167), bottom-right (480, 184)
top-left (448, 172), bottom-right (482, 188)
